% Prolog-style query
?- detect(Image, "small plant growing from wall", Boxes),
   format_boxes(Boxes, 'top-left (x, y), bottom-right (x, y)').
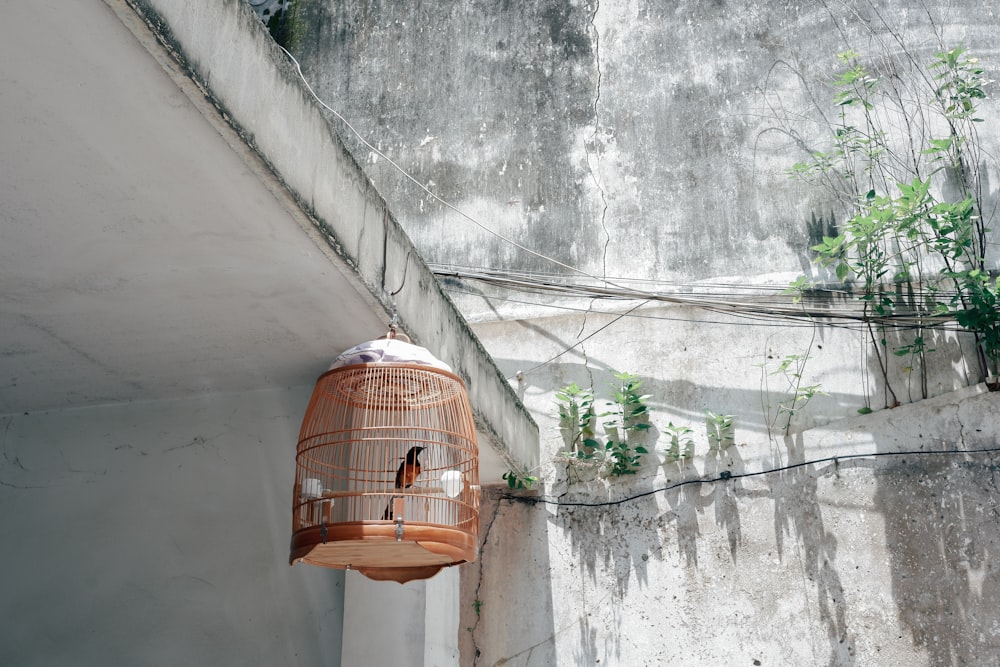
top-left (757, 279), bottom-right (826, 434)
top-left (555, 382), bottom-right (599, 462)
top-left (663, 422), bottom-right (695, 462)
top-left (599, 371), bottom-right (651, 476)
top-left (705, 411), bottom-right (735, 451)
top-left (762, 352), bottom-right (825, 435)
top-left (502, 470), bottom-right (538, 490)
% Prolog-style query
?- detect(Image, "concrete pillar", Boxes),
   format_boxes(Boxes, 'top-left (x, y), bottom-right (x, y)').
top-left (341, 567), bottom-right (459, 667)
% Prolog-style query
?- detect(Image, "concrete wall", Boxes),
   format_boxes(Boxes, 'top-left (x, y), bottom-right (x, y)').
top-left (280, 0), bottom-right (999, 281)
top-left (276, 0), bottom-right (1000, 440)
top-left (0, 386), bottom-right (468, 666)
top-left (461, 386), bottom-right (1000, 666)
top-left (0, 387), bottom-right (345, 666)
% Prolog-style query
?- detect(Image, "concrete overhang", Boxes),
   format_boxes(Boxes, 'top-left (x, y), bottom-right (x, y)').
top-left (0, 0), bottom-right (537, 480)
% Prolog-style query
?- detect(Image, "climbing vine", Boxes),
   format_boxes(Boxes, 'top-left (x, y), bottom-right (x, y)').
top-left (789, 46), bottom-right (999, 397)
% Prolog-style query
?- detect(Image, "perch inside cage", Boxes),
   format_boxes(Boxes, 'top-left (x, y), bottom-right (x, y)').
top-left (289, 335), bottom-right (480, 583)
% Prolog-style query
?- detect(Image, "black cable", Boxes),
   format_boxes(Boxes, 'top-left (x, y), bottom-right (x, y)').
top-left (443, 285), bottom-right (833, 329)
top-left (436, 267), bottom-right (964, 332)
top-left (443, 284), bottom-right (960, 334)
top-left (501, 444), bottom-right (1000, 508)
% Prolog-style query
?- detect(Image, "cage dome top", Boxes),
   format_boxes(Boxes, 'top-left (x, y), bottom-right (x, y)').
top-left (328, 336), bottom-right (452, 373)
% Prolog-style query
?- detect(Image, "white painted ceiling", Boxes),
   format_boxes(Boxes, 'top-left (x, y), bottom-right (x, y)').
top-left (0, 2), bottom-right (390, 415)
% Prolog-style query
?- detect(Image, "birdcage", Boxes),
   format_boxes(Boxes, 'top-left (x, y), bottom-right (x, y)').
top-left (289, 336), bottom-right (480, 583)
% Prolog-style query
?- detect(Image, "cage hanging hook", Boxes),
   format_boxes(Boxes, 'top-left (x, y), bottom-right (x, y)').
top-left (385, 250), bottom-right (411, 338)
top-left (388, 303), bottom-right (399, 333)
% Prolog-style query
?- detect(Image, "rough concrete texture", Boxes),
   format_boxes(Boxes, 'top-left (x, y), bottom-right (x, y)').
top-left (281, 0), bottom-right (999, 281)
top-left (461, 387), bottom-right (1000, 666)
top-left (270, 2), bottom-right (1000, 663)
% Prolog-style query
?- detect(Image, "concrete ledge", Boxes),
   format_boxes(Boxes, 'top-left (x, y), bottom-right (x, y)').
top-left (113, 0), bottom-right (538, 477)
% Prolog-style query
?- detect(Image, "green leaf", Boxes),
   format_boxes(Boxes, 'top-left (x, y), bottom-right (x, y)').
top-left (835, 262), bottom-right (850, 281)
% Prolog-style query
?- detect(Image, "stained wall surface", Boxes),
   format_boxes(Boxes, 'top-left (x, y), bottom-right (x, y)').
top-left (280, 0), bottom-right (1000, 282)
top-left (461, 386), bottom-right (1000, 666)
top-left (271, 2), bottom-right (1000, 664)
top-left (277, 0), bottom-right (1000, 433)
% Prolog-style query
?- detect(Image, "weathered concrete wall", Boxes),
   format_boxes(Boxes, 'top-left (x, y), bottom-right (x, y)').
top-left (0, 387), bottom-right (346, 666)
top-left (275, 0), bottom-right (1000, 445)
top-left (266, 3), bottom-right (1000, 663)
top-left (461, 386), bottom-right (1000, 666)
top-left (281, 0), bottom-right (999, 281)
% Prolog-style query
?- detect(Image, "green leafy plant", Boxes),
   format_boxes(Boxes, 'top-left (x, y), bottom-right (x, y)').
top-left (555, 382), bottom-right (598, 460)
top-left (767, 353), bottom-right (826, 434)
top-left (759, 279), bottom-right (826, 434)
top-left (663, 421), bottom-right (695, 461)
top-left (599, 372), bottom-right (651, 476)
top-left (782, 275), bottom-right (814, 304)
top-left (705, 411), bottom-right (735, 451)
top-left (951, 270), bottom-right (1000, 378)
top-left (789, 45), bottom-right (999, 397)
top-left (502, 470), bottom-right (538, 490)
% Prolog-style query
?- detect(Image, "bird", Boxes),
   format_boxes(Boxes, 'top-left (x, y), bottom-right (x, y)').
top-left (382, 446), bottom-right (424, 520)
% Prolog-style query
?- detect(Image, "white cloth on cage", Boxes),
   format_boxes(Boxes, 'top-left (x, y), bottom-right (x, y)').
top-left (328, 337), bottom-right (453, 373)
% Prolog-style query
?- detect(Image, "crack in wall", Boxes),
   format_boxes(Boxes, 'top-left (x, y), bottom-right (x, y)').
top-left (955, 404), bottom-right (967, 448)
top-left (0, 416), bottom-right (25, 474)
top-left (469, 493), bottom-right (504, 667)
top-left (586, 0), bottom-right (611, 281)
top-left (577, 0), bottom-right (606, 389)
top-left (576, 300), bottom-right (596, 385)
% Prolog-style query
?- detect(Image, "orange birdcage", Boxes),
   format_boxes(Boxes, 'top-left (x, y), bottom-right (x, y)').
top-left (289, 335), bottom-right (480, 583)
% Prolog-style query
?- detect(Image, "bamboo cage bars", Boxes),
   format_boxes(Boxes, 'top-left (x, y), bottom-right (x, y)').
top-left (290, 360), bottom-right (480, 583)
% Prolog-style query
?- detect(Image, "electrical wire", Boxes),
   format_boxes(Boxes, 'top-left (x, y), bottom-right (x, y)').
top-left (502, 444), bottom-right (1000, 509)
top-left (435, 264), bottom-right (965, 332)
top-left (442, 285), bottom-right (840, 329)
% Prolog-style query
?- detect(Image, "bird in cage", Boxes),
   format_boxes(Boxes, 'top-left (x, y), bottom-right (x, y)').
top-left (382, 446), bottom-right (425, 520)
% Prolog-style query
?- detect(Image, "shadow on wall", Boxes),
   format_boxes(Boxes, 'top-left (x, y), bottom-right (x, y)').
top-left (552, 482), bottom-right (666, 662)
top-left (0, 392), bottom-right (346, 666)
top-left (505, 358), bottom-right (886, 441)
top-left (874, 453), bottom-right (1000, 663)
top-left (468, 357), bottom-right (1000, 664)
top-left (768, 435), bottom-right (857, 665)
top-left (538, 429), bottom-right (859, 665)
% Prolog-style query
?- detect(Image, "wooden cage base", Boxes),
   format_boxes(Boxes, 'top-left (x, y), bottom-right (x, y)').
top-left (290, 522), bottom-right (477, 583)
